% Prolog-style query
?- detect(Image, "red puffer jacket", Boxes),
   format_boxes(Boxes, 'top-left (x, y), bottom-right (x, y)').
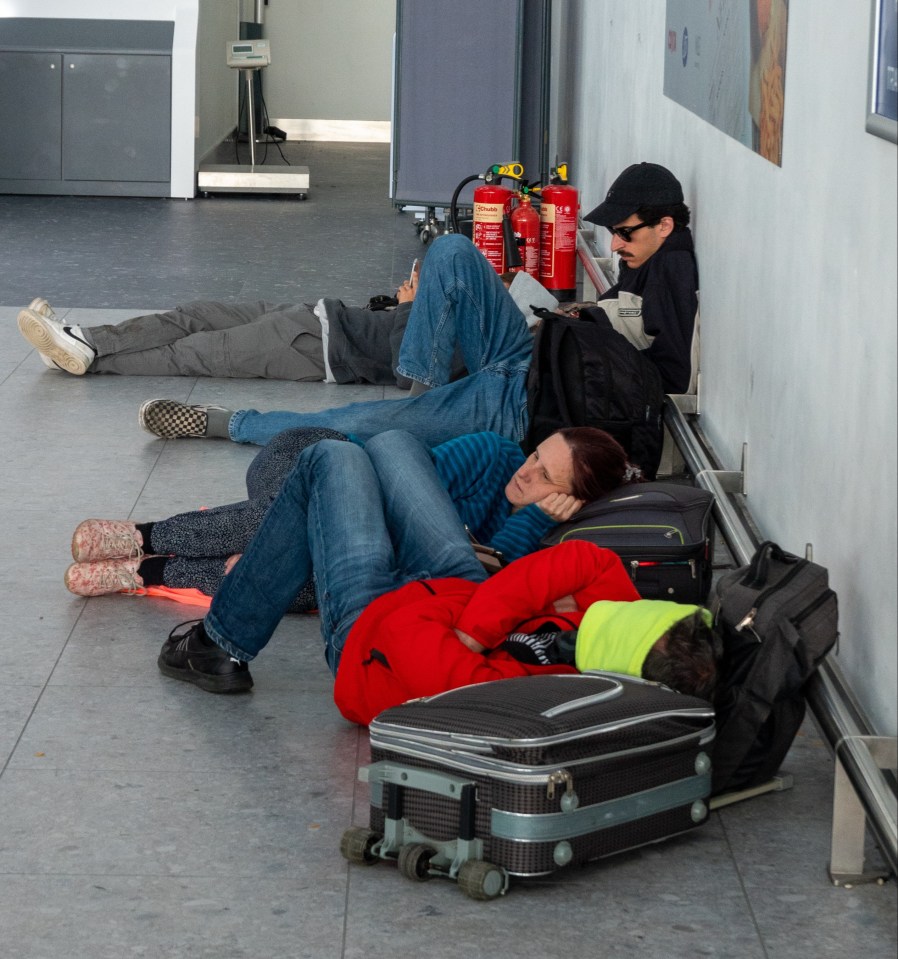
top-left (333, 540), bottom-right (640, 725)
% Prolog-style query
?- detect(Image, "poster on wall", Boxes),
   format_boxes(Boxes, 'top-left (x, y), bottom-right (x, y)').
top-left (664, 0), bottom-right (789, 166)
top-left (866, 0), bottom-right (897, 142)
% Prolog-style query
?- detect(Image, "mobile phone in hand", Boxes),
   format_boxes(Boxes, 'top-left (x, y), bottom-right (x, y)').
top-left (409, 258), bottom-right (420, 284)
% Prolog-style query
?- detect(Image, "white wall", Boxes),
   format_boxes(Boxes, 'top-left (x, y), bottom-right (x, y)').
top-left (557, 0), bottom-right (897, 734)
top-left (195, 0), bottom-right (239, 163)
top-left (253, 0), bottom-right (395, 141)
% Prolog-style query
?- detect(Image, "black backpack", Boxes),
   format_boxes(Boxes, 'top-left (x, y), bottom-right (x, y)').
top-left (522, 306), bottom-right (665, 478)
top-left (710, 541), bottom-right (840, 795)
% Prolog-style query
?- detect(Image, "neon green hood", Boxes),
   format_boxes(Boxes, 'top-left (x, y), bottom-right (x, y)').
top-left (575, 600), bottom-right (712, 676)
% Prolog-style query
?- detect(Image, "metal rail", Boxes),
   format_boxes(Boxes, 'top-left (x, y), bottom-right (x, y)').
top-left (663, 400), bottom-right (897, 883)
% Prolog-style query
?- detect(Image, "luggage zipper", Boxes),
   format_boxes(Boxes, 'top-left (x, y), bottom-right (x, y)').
top-left (789, 588), bottom-right (834, 624)
top-left (546, 769), bottom-right (574, 800)
top-left (733, 560), bottom-right (810, 635)
top-left (560, 523), bottom-right (686, 545)
top-left (629, 557), bottom-right (696, 580)
top-left (791, 588), bottom-right (839, 654)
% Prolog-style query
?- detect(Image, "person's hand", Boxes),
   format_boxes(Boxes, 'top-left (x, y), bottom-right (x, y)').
top-left (553, 594), bottom-right (578, 613)
top-left (396, 281), bottom-right (415, 303)
top-left (455, 628), bottom-right (485, 653)
top-left (224, 554), bottom-right (242, 575)
top-left (396, 269), bottom-right (418, 303)
top-left (535, 492), bottom-right (584, 522)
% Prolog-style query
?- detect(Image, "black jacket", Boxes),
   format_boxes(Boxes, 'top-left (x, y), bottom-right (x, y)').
top-left (601, 227), bottom-right (699, 394)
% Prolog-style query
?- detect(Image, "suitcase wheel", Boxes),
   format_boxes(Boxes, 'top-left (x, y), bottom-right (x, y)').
top-left (339, 826), bottom-right (381, 866)
top-left (397, 842), bottom-right (437, 882)
top-left (456, 859), bottom-right (507, 901)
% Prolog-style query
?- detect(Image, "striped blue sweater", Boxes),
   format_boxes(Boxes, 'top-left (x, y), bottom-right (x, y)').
top-left (431, 432), bottom-right (557, 563)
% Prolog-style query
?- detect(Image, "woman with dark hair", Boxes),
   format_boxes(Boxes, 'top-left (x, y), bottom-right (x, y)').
top-left (555, 426), bottom-right (644, 503)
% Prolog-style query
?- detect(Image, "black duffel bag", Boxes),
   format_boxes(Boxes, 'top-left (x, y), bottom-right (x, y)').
top-left (709, 540), bottom-right (840, 795)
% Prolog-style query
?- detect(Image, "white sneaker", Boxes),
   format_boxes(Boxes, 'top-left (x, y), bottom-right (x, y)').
top-left (17, 308), bottom-right (96, 375)
top-left (26, 299), bottom-right (64, 367)
top-left (27, 297), bottom-right (56, 319)
top-left (38, 352), bottom-right (62, 370)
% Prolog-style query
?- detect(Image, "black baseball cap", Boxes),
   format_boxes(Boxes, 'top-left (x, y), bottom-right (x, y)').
top-left (583, 162), bottom-right (684, 227)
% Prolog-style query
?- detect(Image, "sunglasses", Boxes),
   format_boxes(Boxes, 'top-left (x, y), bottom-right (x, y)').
top-left (607, 221), bottom-right (652, 242)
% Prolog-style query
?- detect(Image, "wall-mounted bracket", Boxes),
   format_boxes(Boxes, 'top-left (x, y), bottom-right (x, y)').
top-left (829, 735), bottom-right (897, 886)
top-left (696, 441), bottom-right (748, 496)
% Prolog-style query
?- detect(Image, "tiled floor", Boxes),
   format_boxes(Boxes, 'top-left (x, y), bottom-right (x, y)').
top-left (0, 143), bottom-right (895, 959)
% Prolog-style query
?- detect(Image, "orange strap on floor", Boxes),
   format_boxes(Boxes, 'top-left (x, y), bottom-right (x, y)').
top-left (128, 585), bottom-right (212, 608)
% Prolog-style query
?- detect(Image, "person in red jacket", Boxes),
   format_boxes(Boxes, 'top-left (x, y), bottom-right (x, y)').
top-left (333, 538), bottom-right (720, 726)
top-left (333, 538), bottom-right (640, 726)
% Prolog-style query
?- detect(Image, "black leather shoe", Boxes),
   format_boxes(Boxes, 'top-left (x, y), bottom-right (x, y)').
top-left (157, 620), bottom-right (253, 693)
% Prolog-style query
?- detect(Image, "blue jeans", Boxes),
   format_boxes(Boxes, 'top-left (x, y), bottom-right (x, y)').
top-left (229, 235), bottom-right (534, 447)
top-left (203, 431), bottom-right (486, 674)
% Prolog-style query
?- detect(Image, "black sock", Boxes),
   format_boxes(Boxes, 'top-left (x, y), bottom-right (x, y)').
top-left (138, 555), bottom-right (168, 585)
top-left (136, 522), bottom-right (155, 553)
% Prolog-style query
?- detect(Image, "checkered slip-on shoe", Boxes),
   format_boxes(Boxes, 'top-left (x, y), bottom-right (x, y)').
top-left (138, 399), bottom-right (225, 438)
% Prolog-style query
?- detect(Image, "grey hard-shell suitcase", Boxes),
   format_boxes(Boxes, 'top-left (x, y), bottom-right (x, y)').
top-left (340, 673), bottom-right (715, 900)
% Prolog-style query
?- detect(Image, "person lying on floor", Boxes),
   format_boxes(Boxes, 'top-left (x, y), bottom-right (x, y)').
top-left (333, 543), bottom-right (720, 727)
top-left (500, 600), bottom-right (721, 703)
top-left (16, 271), bottom-right (420, 387)
top-left (136, 162), bottom-right (698, 449)
top-left (66, 426), bottom-right (642, 603)
top-left (154, 429), bottom-right (647, 698)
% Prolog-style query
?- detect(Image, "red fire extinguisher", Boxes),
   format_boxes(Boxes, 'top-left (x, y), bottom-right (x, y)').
top-left (510, 192), bottom-right (540, 280)
top-left (539, 164), bottom-right (579, 300)
top-left (472, 182), bottom-right (515, 274)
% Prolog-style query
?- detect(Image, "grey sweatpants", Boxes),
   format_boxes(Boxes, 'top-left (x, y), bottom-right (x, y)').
top-left (85, 300), bottom-right (326, 380)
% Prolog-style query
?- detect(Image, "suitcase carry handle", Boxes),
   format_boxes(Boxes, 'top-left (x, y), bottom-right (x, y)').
top-left (743, 540), bottom-right (798, 589)
top-left (541, 680), bottom-right (623, 718)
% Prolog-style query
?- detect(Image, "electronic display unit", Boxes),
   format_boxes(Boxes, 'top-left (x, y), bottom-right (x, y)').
top-left (226, 39), bottom-right (271, 68)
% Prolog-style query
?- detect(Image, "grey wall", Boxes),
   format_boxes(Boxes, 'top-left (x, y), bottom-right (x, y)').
top-left (553, 1), bottom-right (897, 735)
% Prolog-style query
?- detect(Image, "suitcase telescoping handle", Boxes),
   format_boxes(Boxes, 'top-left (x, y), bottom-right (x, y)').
top-left (361, 761), bottom-right (477, 801)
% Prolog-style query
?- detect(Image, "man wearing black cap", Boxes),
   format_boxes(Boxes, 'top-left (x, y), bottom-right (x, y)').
top-left (141, 163), bottom-right (698, 451)
top-left (582, 162), bottom-right (698, 395)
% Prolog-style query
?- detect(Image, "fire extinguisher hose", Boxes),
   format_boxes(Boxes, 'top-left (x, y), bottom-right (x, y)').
top-left (449, 174), bottom-right (483, 234)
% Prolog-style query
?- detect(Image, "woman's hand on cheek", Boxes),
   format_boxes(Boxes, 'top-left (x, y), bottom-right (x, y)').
top-left (536, 492), bottom-right (584, 522)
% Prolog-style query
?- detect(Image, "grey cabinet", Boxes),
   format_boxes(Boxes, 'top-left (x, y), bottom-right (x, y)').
top-left (62, 53), bottom-right (171, 183)
top-left (0, 52), bottom-right (62, 180)
top-left (0, 18), bottom-right (173, 196)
